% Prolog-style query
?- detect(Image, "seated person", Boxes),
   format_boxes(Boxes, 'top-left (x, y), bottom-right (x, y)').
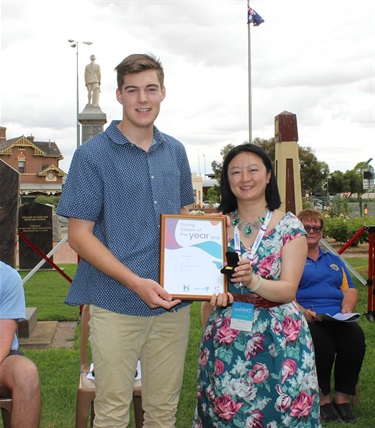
top-left (296, 209), bottom-right (366, 423)
top-left (0, 261), bottom-right (41, 427)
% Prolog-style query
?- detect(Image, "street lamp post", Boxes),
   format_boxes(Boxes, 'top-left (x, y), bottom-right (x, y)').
top-left (68, 39), bottom-right (92, 148)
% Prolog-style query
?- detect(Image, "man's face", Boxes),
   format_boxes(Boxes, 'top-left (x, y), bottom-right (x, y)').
top-left (116, 69), bottom-right (165, 129)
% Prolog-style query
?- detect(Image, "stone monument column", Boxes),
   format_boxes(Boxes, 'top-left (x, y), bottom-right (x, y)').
top-left (79, 107), bottom-right (107, 144)
top-left (79, 54), bottom-right (107, 144)
top-left (274, 111), bottom-right (302, 215)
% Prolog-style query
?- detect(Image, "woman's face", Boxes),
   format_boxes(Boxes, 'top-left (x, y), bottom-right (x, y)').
top-left (302, 219), bottom-right (323, 246)
top-left (227, 152), bottom-right (270, 203)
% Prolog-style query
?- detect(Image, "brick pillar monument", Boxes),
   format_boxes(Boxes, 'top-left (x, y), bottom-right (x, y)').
top-left (274, 111), bottom-right (302, 215)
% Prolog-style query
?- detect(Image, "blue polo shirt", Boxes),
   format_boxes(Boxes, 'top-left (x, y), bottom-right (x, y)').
top-left (0, 261), bottom-right (26, 350)
top-left (296, 248), bottom-right (355, 315)
top-left (57, 120), bottom-right (195, 316)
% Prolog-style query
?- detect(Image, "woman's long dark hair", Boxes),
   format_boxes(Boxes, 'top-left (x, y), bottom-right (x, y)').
top-left (218, 144), bottom-right (281, 214)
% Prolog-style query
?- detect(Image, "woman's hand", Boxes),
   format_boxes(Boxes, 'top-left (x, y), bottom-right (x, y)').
top-left (302, 308), bottom-right (321, 323)
top-left (231, 258), bottom-right (254, 289)
top-left (209, 292), bottom-right (234, 307)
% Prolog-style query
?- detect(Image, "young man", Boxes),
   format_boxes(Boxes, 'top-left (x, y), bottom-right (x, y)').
top-left (0, 261), bottom-right (41, 428)
top-left (57, 53), bottom-right (195, 427)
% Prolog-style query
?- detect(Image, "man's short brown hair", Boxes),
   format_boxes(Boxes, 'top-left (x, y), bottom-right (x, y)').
top-left (115, 53), bottom-right (164, 89)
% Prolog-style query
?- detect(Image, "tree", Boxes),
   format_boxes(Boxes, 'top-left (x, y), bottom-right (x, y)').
top-left (212, 139), bottom-right (327, 195)
top-left (343, 169), bottom-right (363, 197)
top-left (252, 138), bottom-right (329, 195)
top-left (327, 170), bottom-right (346, 194)
top-left (211, 143), bottom-right (235, 185)
top-left (206, 186), bottom-right (219, 202)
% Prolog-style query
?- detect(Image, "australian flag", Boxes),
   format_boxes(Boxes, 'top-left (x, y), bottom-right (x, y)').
top-left (248, 7), bottom-right (264, 26)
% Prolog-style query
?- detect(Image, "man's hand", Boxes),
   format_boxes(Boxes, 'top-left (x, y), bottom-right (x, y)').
top-left (135, 278), bottom-right (182, 310)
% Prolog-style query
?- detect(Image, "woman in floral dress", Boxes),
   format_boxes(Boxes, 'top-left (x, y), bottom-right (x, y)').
top-left (193, 144), bottom-right (321, 428)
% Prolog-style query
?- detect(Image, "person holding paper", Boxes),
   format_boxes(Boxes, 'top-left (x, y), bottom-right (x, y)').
top-left (296, 209), bottom-right (366, 423)
top-left (193, 144), bottom-right (320, 428)
top-left (58, 53), bottom-right (195, 427)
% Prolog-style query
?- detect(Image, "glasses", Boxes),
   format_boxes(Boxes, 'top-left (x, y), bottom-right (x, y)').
top-left (304, 225), bottom-right (323, 233)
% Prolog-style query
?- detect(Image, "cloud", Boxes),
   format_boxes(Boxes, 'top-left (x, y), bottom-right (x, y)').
top-left (1, 0), bottom-right (374, 177)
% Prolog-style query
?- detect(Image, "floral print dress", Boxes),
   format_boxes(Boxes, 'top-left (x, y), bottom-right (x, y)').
top-left (192, 212), bottom-right (321, 428)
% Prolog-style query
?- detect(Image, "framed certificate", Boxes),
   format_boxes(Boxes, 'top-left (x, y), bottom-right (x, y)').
top-left (160, 214), bottom-right (228, 300)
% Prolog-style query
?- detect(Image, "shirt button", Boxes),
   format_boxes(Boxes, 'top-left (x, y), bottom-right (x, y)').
top-left (151, 175), bottom-right (155, 179)
top-left (154, 201), bottom-right (158, 204)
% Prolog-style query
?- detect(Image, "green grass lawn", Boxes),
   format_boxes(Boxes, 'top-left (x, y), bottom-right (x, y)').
top-left (1, 259), bottom-right (374, 427)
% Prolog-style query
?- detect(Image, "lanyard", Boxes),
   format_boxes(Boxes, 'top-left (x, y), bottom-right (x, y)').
top-left (234, 210), bottom-right (272, 261)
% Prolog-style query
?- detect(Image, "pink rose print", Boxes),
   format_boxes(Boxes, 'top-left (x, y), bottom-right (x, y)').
top-left (245, 409), bottom-right (264, 428)
top-left (202, 323), bottom-right (214, 341)
top-left (213, 394), bottom-right (243, 420)
top-left (215, 316), bottom-right (241, 344)
top-left (249, 363), bottom-right (269, 384)
top-left (290, 391), bottom-right (316, 419)
top-left (281, 359), bottom-right (297, 383)
top-left (283, 232), bottom-right (303, 245)
top-left (275, 385), bottom-right (292, 413)
top-left (271, 318), bottom-right (283, 335)
top-left (245, 333), bottom-right (265, 359)
top-left (282, 316), bottom-right (302, 343)
top-left (214, 359), bottom-right (225, 375)
top-left (206, 384), bottom-right (215, 402)
top-left (199, 347), bottom-right (210, 367)
top-left (257, 254), bottom-right (278, 278)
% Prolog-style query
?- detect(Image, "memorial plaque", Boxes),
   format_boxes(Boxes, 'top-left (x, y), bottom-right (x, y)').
top-left (0, 160), bottom-right (19, 267)
top-left (19, 202), bottom-right (53, 270)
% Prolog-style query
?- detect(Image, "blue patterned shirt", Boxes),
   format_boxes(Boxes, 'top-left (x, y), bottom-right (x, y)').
top-left (57, 120), bottom-right (195, 316)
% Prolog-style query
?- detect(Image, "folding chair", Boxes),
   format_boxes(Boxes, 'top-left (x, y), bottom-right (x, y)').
top-left (0, 398), bottom-right (12, 428)
top-left (75, 305), bottom-right (143, 428)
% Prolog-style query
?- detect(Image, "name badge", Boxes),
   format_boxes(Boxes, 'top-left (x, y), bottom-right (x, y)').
top-left (230, 301), bottom-right (254, 332)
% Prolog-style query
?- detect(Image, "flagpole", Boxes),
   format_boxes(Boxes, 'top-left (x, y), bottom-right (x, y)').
top-left (247, 0), bottom-right (252, 144)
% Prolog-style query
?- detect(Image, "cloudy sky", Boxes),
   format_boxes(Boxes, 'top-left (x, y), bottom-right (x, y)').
top-left (1, 0), bottom-right (374, 177)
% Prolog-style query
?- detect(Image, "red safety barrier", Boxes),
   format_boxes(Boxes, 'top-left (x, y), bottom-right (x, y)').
top-left (18, 230), bottom-right (72, 284)
top-left (338, 226), bottom-right (375, 321)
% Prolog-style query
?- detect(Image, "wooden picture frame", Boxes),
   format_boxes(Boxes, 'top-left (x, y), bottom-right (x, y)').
top-left (160, 214), bottom-right (228, 300)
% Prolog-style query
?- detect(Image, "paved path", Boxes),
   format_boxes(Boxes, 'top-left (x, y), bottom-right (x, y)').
top-left (53, 238), bottom-right (78, 264)
top-left (52, 321), bottom-right (78, 349)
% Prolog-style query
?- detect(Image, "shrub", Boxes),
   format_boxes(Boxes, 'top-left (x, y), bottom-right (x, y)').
top-left (324, 215), bottom-right (374, 244)
top-left (35, 195), bottom-right (60, 207)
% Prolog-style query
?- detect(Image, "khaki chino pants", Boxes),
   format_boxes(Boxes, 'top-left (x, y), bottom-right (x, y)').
top-left (89, 304), bottom-right (191, 428)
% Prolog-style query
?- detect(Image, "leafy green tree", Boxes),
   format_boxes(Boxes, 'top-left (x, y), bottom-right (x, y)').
top-left (206, 186), bottom-right (220, 202)
top-left (252, 138), bottom-right (328, 195)
top-left (343, 169), bottom-right (363, 196)
top-left (213, 139), bottom-right (325, 196)
top-left (252, 137), bottom-right (275, 160)
top-left (327, 170), bottom-right (346, 194)
top-left (299, 146), bottom-right (329, 194)
top-left (211, 143), bottom-right (235, 185)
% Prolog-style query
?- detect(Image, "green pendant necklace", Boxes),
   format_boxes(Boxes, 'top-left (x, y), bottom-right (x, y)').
top-left (231, 210), bottom-right (266, 238)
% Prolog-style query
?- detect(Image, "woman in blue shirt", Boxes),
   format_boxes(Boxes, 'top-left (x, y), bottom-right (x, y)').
top-left (296, 209), bottom-right (366, 423)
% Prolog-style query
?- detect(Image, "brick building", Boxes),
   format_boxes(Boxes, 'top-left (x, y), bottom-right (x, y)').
top-left (0, 126), bottom-right (66, 203)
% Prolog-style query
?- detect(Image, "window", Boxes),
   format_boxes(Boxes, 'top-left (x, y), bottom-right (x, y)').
top-left (18, 160), bottom-right (26, 173)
